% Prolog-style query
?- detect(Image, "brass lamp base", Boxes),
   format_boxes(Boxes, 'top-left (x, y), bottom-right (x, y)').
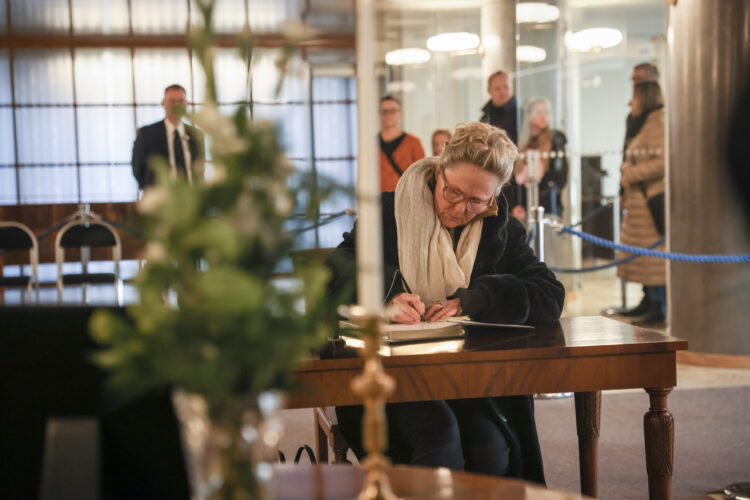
top-left (349, 314), bottom-right (402, 500)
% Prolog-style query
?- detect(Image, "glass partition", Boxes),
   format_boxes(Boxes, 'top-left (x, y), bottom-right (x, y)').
top-left (377, 0), bottom-right (667, 269)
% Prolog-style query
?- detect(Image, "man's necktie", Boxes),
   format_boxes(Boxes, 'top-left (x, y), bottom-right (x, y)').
top-left (173, 129), bottom-right (187, 176)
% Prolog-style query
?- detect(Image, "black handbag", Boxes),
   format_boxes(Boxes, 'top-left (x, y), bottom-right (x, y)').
top-left (639, 184), bottom-right (665, 235)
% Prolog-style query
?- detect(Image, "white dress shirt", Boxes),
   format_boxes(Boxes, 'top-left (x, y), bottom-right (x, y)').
top-left (164, 119), bottom-right (193, 183)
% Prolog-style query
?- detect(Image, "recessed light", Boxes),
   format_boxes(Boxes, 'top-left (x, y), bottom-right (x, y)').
top-left (385, 48), bottom-right (431, 65)
top-left (565, 28), bottom-right (623, 52)
top-left (517, 2), bottom-right (560, 24)
top-left (426, 32), bottom-right (481, 52)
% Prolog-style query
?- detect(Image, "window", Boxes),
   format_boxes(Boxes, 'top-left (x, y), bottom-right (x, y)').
top-left (0, 0), bottom-right (357, 249)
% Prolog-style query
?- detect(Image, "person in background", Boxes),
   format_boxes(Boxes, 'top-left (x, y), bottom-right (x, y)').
top-left (131, 84), bottom-right (204, 190)
top-left (617, 81), bottom-right (666, 325)
top-left (431, 128), bottom-right (452, 157)
top-left (327, 122), bottom-right (564, 484)
top-left (511, 97), bottom-right (568, 222)
top-left (622, 63), bottom-right (659, 163)
top-left (378, 95), bottom-right (425, 192)
top-left (480, 70), bottom-right (518, 144)
top-left (480, 70), bottom-right (522, 214)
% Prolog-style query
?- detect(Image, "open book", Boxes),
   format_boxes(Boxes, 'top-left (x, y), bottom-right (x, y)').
top-left (340, 316), bottom-right (534, 343)
top-left (339, 320), bottom-right (465, 343)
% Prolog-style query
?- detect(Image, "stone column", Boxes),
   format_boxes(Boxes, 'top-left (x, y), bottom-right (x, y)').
top-left (481, 0), bottom-right (517, 94)
top-left (668, 0), bottom-right (750, 354)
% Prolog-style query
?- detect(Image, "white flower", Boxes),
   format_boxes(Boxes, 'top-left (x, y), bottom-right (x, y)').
top-left (138, 186), bottom-right (167, 214)
top-left (144, 242), bottom-right (167, 262)
top-left (205, 163), bottom-right (227, 185)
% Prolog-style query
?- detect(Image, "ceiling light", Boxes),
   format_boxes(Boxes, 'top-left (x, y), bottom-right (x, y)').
top-left (516, 2), bottom-right (560, 24)
top-left (517, 45), bottom-right (547, 63)
top-left (426, 32), bottom-right (481, 52)
top-left (385, 48), bottom-right (431, 65)
top-left (386, 80), bottom-right (417, 93)
top-left (450, 67), bottom-right (483, 81)
top-left (565, 28), bottom-right (623, 52)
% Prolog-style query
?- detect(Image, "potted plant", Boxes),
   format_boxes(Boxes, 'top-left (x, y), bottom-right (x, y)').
top-left (91, 2), bottom-right (335, 497)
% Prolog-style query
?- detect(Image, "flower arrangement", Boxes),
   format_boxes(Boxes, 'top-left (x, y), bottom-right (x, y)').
top-left (90, 1), bottom-right (335, 497)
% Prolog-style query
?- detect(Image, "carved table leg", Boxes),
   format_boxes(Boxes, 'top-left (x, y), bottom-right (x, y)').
top-left (575, 391), bottom-right (601, 498)
top-left (644, 387), bottom-right (674, 500)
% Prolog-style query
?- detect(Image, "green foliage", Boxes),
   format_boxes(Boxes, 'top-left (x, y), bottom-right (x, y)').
top-left (90, 0), bottom-right (334, 424)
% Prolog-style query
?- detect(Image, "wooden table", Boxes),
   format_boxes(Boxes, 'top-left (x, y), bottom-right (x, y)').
top-left (272, 464), bottom-right (588, 499)
top-left (288, 316), bottom-right (688, 500)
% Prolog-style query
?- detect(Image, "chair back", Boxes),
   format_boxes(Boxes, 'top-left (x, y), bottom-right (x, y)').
top-left (59, 224), bottom-right (117, 248)
top-left (0, 222), bottom-right (39, 294)
top-left (55, 217), bottom-right (122, 303)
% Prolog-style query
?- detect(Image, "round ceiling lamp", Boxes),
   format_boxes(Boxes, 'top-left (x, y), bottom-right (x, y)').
top-left (516, 2), bottom-right (560, 24)
top-left (386, 80), bottom-right (417, 93)
top-left (385, 48), bottom-right (431, 65)
top-left (426, 32), bottom-right (481, 52)
top-left (565, 28), bottom-right (623, 52)
top-left (517, 45), bottom-right (547, 63)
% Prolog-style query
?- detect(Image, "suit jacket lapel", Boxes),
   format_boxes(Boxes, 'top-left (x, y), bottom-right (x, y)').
top-left (154, 120), bottom-right (169, 159)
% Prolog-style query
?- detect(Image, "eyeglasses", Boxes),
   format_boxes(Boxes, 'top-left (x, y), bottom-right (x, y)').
top-left (379, 108), bottom-right (401, 115)
top-left (439, 170), bottom-right (495, 213)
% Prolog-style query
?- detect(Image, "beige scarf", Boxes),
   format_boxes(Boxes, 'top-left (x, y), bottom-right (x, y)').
top-left (394, 158), bottom-right (483, 307)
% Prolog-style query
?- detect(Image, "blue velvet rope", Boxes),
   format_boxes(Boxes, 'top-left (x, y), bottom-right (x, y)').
top-left (559, 226), bottom-right (750, 263)
top-left (548, 238), bottom-right (664, 273)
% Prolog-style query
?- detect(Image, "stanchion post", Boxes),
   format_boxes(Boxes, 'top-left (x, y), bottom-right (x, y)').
top-left (525, 150), bottom-right (545, 260)
top-left (532, 206), bottom-right (545, 261)
top-left (612, 195), bottom-right (627, 309)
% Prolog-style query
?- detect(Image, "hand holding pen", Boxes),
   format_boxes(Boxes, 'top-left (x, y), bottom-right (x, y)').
top-left (388, 271), bottom-right (426, 324)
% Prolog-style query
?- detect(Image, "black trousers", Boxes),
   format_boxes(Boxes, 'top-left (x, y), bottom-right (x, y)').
top-left (339, 398), bottom-right (511, 477)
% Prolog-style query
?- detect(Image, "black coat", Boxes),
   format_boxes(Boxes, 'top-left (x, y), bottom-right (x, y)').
top-left (480, 97), bottom-right (519, 145)
top-left (131, 120), bottom-right (204, 189)
top-left (325, 191), bottom-right (565, 484)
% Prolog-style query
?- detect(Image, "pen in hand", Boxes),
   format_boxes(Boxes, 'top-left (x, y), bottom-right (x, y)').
top-left (399, 271), bottom-right (426, 322)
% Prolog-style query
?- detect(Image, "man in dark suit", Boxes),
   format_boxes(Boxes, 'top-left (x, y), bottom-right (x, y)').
top-left (131, 84), bottom-right (204, 190)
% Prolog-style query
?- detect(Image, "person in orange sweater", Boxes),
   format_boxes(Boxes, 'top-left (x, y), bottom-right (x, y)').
top-left (378, 95), bottom-right (425, 192)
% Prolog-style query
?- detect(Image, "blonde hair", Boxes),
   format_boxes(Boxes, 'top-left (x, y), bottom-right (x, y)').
top-left (633, 81), bottom-right (664, 112)
top-left (518, 97), bottom-right (552, 150)
top-left (439, 122), bottom-right (517, 187)
top-left (431, 128), bottom-right (451, 142)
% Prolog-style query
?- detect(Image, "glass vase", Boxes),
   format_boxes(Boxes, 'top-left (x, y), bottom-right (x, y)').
top-left (172, 390), bottom-right (285, 500)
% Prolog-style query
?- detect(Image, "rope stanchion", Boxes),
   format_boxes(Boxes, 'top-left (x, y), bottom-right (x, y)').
top-left (290, 209), bottom-right (354, 236)
top-left (569, 199), bottom-right (613, 228)
top-left (100, 217), bottom-right (144, 239)
top-left (548, 239), bottom-right (664, 274)
top-left (549, 223), bottom-right (750, 263)
top-left (35, 219), bottom-right (69, 241)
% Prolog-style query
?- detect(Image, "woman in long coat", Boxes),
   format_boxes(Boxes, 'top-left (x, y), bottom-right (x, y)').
top-left (618, 81), bottom-right (666, 324)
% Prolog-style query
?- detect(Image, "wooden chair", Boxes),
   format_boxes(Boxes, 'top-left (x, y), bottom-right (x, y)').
top-left (314, 407), bottom-right (350, 464)
top-left (290, 248), bottom-right (351, 464)
top-left (55, 212), bottom-right (123, 304)
top-left (0, 221), bottom-right (39, 302)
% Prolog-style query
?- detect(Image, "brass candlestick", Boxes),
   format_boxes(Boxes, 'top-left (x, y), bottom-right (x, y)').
top-left (350, 315), bottom-right (401, 500)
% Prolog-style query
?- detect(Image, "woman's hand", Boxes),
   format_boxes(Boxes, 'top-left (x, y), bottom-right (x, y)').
top-left (515, 162), bottom-right (529, 186)
top-left (388, 293), bottom-right (426, 324)
top-left (424, 298), bottom-right (461, 322)
top-left (511, 205), bottom-right (527, 221)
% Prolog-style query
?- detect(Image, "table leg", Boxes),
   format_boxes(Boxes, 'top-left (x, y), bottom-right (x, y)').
top-left (574, 391), bottom-right (601, 498)
top-left (644, 387), bottom-right (674, 500)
